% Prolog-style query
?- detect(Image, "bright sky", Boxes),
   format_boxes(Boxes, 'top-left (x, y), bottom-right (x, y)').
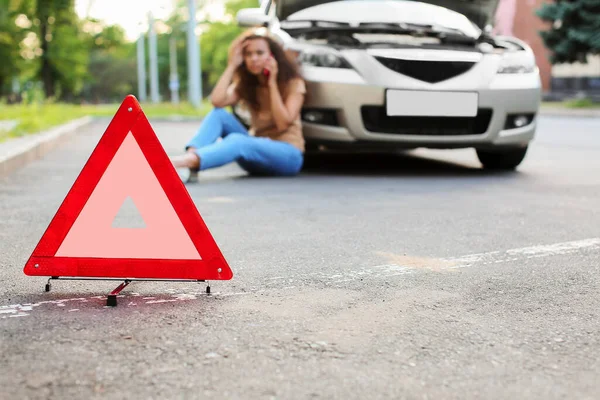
top-left (75, 0), bottom-right (227, 41)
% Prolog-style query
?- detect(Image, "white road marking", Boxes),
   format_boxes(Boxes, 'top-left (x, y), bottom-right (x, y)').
top-left (443, 238), bottom-right (600, 270)
top-left (146, 299), bottom-right (178, 304)
top-left (1, 238), bottom-right (598, 319)
top-left (0, 290), bottom-right (228, 318)
top-left (364, 238), bottom-right (600, 279)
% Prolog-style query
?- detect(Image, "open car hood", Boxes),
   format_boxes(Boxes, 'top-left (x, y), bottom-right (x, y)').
top-left (276, 0), bottom-right (500, 29)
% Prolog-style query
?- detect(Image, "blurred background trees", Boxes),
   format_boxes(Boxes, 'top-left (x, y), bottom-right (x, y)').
top-left (536, 0), bottom-right (600, 64)
top-left (0, 0), bottom-right (255, 104)
top-left (2, 0), bottom-right (598, 105)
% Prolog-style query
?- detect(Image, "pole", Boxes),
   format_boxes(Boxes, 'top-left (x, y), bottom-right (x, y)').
top-left (169, 36), bottom-right (180, 104)
top-left (136, 33), bottom-right (147, 102)
top-left (148, 11), bottom-right (160, 104)
top-left (197, 3), bottom-right (203, 103)
top-left (187, 0), bottom-right (201, 107)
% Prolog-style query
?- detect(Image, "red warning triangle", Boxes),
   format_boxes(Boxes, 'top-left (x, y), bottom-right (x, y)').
top-left (23, 95), bottom-right (232, 280)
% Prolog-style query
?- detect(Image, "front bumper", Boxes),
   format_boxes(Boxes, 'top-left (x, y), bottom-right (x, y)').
top-left (300, 67), bottom-right (541, 150)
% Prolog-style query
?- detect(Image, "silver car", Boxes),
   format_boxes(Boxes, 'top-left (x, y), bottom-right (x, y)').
top-left (236, 0), bottom-right (541, 170)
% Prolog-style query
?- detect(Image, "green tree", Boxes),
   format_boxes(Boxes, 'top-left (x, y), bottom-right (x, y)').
top-left (0, 0), bottom-right (32, 98)
top-left (33, 0), bottom-right (88, 99)
top-left (200, 0), bottom-right (257, 88)
top-left (537, 0), bottom-right (600, 64)
top-left (81, 20), bottom-right (137, 103)
top-left (153, 0), bottom-right (257, 100)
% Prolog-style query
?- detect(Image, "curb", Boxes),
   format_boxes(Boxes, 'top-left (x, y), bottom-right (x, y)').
top-left (539, 108), bottom-right (600, 118)
top-left (0, 116), bottom-right (93, 179)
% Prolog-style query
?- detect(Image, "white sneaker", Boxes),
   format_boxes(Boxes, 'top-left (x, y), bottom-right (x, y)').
top-left (176, 168), bottom-right (197, 183)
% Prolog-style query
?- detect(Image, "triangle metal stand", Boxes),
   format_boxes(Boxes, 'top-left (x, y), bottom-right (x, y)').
top-left (44, 276), bottom-right (210, 307)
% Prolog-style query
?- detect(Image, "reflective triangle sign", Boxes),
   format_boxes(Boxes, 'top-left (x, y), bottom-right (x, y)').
top-left (23, 95), bottom-right (232, 280)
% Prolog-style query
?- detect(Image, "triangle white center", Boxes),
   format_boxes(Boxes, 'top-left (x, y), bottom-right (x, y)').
top-left (56, 132), bottom-right (201, 260)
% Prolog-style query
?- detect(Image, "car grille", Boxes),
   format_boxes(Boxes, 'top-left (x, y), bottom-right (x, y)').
top-left (374, 57), bottom-right (476, 83)
top-left (361, 106), bottom-right (493, 136)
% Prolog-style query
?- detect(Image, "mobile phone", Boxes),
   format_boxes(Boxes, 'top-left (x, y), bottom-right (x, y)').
top-left (263, 53), bottom-right (272, 78)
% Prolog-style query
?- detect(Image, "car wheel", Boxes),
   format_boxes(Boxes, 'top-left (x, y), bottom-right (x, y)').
top-left (476, 146), bottom-right (529, 170)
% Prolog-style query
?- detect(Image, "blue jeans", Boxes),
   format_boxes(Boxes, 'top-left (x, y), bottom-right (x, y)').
top-left (185, 108), bottom-right (304, 176)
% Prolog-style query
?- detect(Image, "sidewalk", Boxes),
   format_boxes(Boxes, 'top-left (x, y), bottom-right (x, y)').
top-left (539, 105), bottom-right (600, 118)
top-left (0, 117), bottom-right (92, 179)
top-left (0, 115), bottom-right (207, 179)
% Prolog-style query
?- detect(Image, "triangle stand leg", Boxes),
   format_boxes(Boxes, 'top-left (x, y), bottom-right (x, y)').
top-left (42, 277), bottom-right (211, 307)
top-left (45, 277), bottom-right (58, 292)
top-left (107, 280), bottom-right (131, 307)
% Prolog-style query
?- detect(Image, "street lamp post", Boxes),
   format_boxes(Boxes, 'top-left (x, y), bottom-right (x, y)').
top-left (187, 0), bottom-right (202, 107)
top-left (136, 32), bottom-right (147, 102)
top-left (169, 36), bottom-right (180, 104)
top-left (148, 11), bottom-right (160, 104)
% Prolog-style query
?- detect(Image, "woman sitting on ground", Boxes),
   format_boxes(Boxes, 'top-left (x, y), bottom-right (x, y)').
top-left (171, 29), bottom-right (307, 182)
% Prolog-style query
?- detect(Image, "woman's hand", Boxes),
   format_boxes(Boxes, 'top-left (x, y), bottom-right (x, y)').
top-left (228, 37), bottom-right (246, 67)
top-left (264, 55), bottom-right (278, 85)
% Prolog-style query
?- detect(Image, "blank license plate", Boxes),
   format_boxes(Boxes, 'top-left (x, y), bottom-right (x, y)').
top-left (386, 90), bottom-right (478, 117)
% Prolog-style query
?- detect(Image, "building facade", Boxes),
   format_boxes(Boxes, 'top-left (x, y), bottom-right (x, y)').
top-left (493, 0), bottom-right (600, 99)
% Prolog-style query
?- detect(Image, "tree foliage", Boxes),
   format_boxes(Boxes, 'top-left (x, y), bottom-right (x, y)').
top-left (34, 0), bottom-right (89, 99)
top-left (200, 0), bottom-right (258, 88)
top-left (81, 21), bottom-right (136, 103)
top-left (537, 0), bottom-right (600, 64)
top-left (0, 0), bottom-right (33, 98)
top-left (1, 0), bottom-right (260, 103)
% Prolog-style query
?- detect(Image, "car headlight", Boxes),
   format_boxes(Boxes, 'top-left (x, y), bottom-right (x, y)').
top-left (297, 48), bottom-right (351, 68)
top-left (497, 51), bottom-right (536, 74)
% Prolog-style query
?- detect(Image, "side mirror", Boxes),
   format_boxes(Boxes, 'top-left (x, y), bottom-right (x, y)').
top-left (236, 8), bottom-right (270, 27)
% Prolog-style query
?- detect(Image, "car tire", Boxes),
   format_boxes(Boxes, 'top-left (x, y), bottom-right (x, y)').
top-left (476, 146), bottom-right (529, 170)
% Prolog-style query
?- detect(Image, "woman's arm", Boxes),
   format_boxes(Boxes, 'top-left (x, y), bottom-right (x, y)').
top-left (265, 56), bottom-right (304, 132)
top-left (209, 64), bottom-right (239, 108)
top-left (210, 38), bottom-right (246, 107)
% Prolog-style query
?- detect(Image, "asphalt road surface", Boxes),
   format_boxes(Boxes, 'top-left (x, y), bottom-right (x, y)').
top-left (1, 115), bottom-right (599, 399)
